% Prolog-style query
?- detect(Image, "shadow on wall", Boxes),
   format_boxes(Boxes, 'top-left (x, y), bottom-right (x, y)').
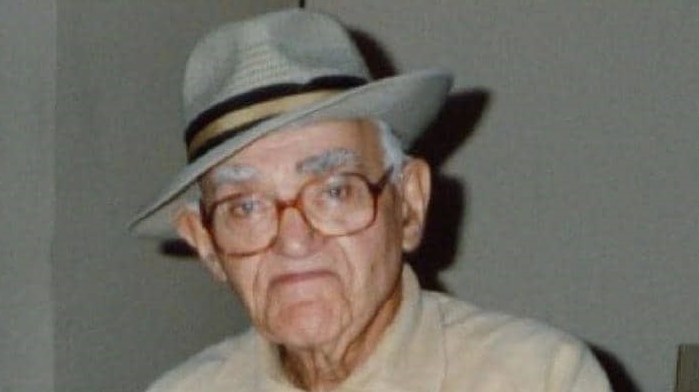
top-left (408, 90), bottom-right (488, 293)
top-left (591, 345), bottom-right (642, 392)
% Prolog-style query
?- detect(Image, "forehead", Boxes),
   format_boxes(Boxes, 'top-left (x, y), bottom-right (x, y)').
top-left (212, 119), bottom-right (383, 175)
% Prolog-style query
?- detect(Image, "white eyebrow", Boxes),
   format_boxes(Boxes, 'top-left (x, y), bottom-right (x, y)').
top-left (208, 148), bottom-right (359, 188)
top-left (296, 148), bottom-right (360, 175)
top-left (210, 165), bottom-right (259, 186)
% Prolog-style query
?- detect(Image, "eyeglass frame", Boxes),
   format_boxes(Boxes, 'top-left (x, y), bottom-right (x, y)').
top-left (199, 166), bottom-right (395, 257)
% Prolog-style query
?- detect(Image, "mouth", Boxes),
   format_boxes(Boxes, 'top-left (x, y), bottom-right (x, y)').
top-left (271, 270), bottom-right (334, 287)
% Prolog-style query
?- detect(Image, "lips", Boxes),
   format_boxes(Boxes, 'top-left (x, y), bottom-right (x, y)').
top-left (270, 270), bottom-right (334, 287)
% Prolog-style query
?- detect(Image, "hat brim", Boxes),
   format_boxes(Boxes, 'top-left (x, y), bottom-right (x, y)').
top-left (129, 69), bottom-right (452, 238)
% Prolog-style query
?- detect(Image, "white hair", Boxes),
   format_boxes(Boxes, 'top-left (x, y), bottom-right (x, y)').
top-left (374, 119), bottom-right (409, 181)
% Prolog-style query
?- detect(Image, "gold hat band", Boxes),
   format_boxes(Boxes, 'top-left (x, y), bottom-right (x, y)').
top-left (187, 89), bottom-right (345, 159)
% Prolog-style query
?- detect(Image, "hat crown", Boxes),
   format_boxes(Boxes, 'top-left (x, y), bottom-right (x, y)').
top-left (183, 9), bottom-right (371, 123)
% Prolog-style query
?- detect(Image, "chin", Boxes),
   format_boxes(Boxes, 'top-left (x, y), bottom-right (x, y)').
top-left (265, 302), bottom-right (345, 350)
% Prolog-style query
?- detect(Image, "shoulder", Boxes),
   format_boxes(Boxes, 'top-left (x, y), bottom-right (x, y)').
top-left (424, 292), bottom-right (610, 391)
top-left (143, 329), bottom-right (257, 392)
top-left (428, 291), bottom-right (576, 347)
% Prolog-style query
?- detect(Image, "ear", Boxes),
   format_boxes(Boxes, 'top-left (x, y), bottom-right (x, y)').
top-left (173, 204), bottom-right (228, 282)
top-left (399, 158), bottom-right (431, 252)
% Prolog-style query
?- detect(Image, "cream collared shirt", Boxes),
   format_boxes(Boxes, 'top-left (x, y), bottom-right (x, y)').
top-left (145, 266), bottom-right (611, 391)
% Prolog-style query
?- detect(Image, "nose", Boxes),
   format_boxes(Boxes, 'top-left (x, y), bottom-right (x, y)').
top-left (272, 206), bottom-right (322, 257)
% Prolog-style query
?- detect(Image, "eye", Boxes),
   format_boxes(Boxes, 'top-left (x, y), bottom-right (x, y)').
top-left (321, 180), bottom-right (353, 201)
top-left (232, 199), bottom-right (259, 216)
top-left (217, 194), bottom-right (268, 220)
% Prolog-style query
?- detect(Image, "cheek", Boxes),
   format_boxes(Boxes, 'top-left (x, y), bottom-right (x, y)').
top-left (219, 256), bottom-right (268, 319)
top-left (340, 206), bottom-right (404, 305)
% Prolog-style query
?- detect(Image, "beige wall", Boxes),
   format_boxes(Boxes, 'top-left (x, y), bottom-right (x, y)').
top-left (311, 1), bottom-right (699, 392)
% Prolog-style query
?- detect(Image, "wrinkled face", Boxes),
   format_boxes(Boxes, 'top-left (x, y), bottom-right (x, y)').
top-left (177, 119), bottom-right (429, 351)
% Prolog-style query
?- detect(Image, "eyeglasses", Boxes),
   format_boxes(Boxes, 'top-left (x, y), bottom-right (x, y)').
top-left (200, 167), bottom-right (394, 257)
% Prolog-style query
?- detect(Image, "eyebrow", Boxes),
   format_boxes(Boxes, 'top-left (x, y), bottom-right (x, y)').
top-left (209, 148), bottom-right (360, 188)
top-left (296, 148), bottom-right (360, 175)
top-left (210, 165), bottom-right (260, 186)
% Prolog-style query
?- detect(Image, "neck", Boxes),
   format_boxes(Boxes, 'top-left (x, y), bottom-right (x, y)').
top-left (278, 281), bottom-right (403, 391)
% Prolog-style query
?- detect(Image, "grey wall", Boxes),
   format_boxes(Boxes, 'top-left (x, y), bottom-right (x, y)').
top-left (53, 2), bottom-right (294, 391)
top-left (1, 1), bottom-right (57, 391)
top-left (312, 1), bottom-right (699, 392)
top-left (2, 1), bottom-right (291, 392)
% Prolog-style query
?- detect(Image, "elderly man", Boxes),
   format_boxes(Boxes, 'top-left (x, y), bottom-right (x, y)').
top-left (131, 8), bottom-right (611, 392)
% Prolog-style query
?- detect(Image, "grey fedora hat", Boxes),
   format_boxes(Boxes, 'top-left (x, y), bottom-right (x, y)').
top-left (130, 8), bottom-right (453, 237)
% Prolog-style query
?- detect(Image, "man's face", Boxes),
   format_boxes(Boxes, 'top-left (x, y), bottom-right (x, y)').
top-left (177, 119), bottom-right (429, 351)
